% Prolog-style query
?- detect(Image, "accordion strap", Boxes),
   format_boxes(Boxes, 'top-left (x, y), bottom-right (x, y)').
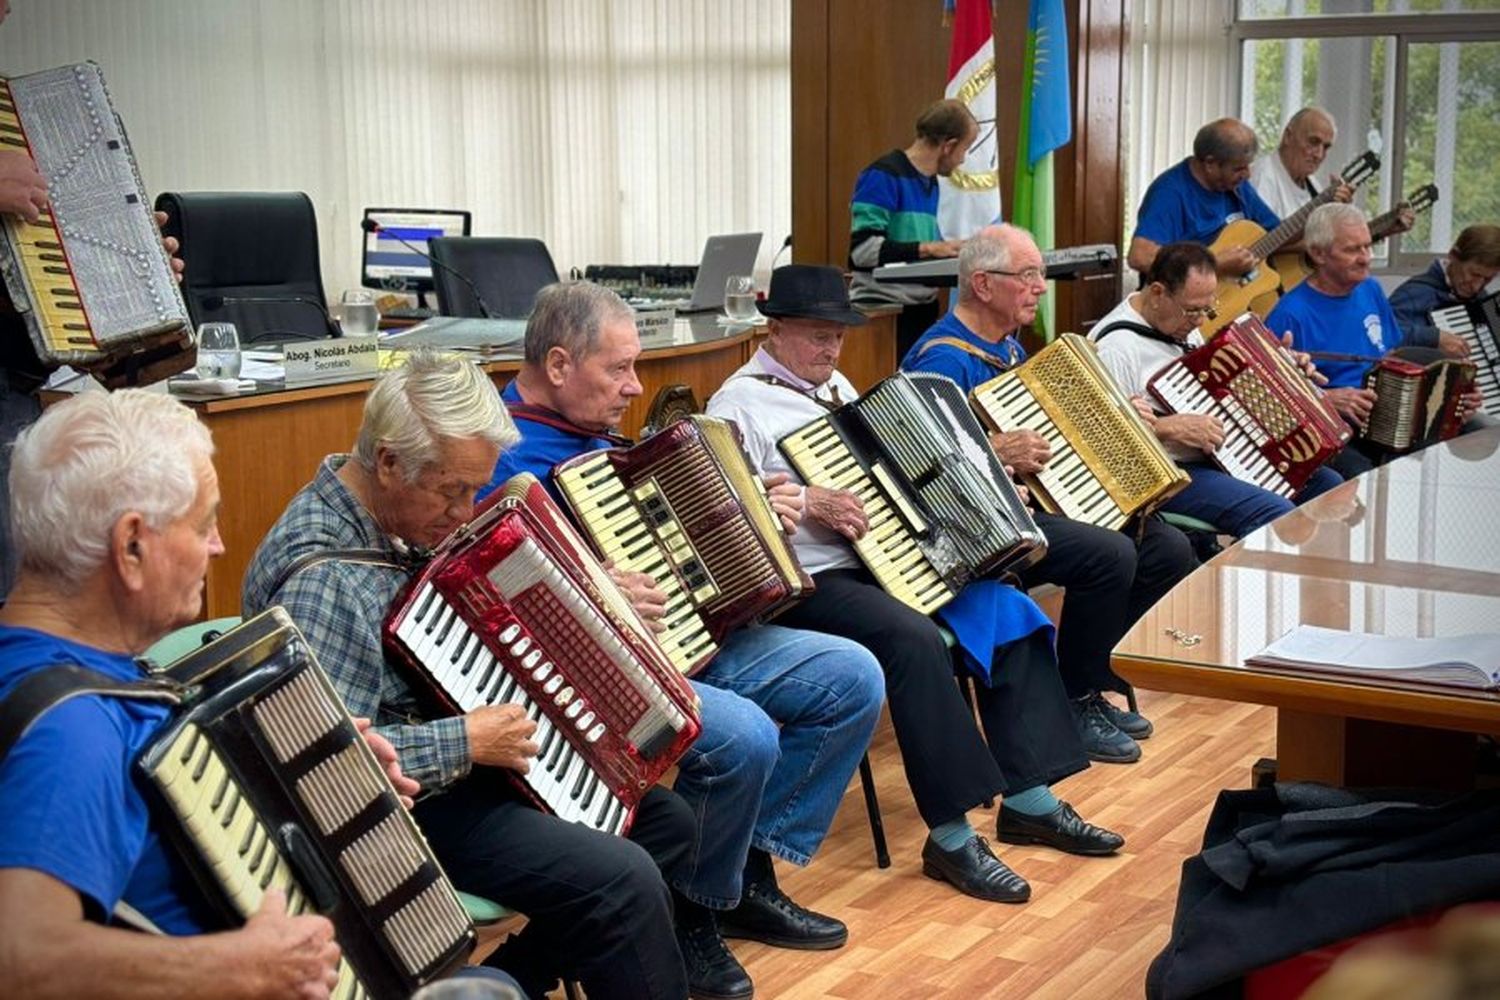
top-left (266, 548), bottom-right (407, 598)
top-left (0, 665), bottom-right (182, 765)
top-left (505, 401), bottom-right (633, 447)
top-left (913, 336), bottom-right (1016, 371)
top-left (730, 373), bottom-right (843, 411)
top-left (1092, 319), bottom-right (1187, 352)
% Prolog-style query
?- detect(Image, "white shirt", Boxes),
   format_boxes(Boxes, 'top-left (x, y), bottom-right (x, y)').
top-left (1249, 152), bottom-right (1320, 221)
top-left (1091, 297), bottom-right (1205, 463)
top-left (706, 347), bottom-right (861, 575)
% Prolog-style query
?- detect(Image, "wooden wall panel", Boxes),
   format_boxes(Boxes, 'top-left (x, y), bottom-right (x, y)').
top-left (791, 0), bottom-right (1132, 341)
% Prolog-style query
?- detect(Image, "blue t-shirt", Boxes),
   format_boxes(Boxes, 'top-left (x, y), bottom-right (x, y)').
top-left (1266, 277), bottom-right (1403, 389)
top-left (1134, 158), bottom-right (1281, 247)
top-left (900, 309), bottom-right (1026, 391)
top-left (480, 381), bottom-right (619, 502)
top-left (0, 627), bottom-right (212, 934)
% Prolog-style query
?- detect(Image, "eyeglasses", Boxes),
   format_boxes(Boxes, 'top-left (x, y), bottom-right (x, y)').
top-left (1174, 299), bottom-right (1218, 320)
top-left (983, 267), bottom-right (1047, 286)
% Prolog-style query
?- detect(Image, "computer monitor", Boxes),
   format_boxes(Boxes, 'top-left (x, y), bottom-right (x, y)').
top-left (360, 207), bottom-right (472, 294)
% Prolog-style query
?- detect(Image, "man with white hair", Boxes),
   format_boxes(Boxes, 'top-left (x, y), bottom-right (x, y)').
top-left (1250, 107), bottom-right (1346, 220)
top-left (903, 224), bottom-right (1197, 764)
top-left (244, 351), bottom-right (695, 999)
top-left (481, 281), bottom-right (885, 1000)
top-left (0, 391), bottom-right (345, 998)
top-left (1267, 202), bottom-right (1482, 477)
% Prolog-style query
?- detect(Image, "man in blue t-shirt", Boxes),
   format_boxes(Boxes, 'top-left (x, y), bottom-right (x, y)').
top-left (903, 224), bottom-right (1197, 766)
top-left (0, 391), bottom-right (347, 997)
top-left (1268, 203), bottom-right (1484, 478)
top-left (1127, 118), bottom-right (1280, 278)
top-left (484, 281), bottom-right (884, 1000)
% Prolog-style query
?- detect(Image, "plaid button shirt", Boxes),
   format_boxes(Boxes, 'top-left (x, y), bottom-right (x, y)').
top-left (242, 455), bottom-right (471, 791)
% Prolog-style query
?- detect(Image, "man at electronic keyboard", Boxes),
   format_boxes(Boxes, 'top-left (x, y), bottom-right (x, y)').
top-left (707, 263), bottom-right (1125, 907)
top-left (1267, 203), bottom-right (1486, 479)
top-left (1091, 241), bottom-right (1344, 537)
top-left (243, 352), bottom-right (698, 1000)
top-left (901, 225), bottom-right (1196, 765)
top-left (1389, 223), bottom-right (1500, 354)
top-left (480, 281), bottom-right (884, 1000)
top-left (0, 391), bottom-right (394, 998)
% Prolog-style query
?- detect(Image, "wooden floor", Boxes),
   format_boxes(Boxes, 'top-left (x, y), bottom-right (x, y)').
top-left (494, 689), bottom-right (1276, 999)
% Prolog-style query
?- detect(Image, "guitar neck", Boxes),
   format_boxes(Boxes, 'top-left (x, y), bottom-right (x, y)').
top-left (1249, 186), bottom-right (1337, 259)
top-left (1367, 210), bottom-right (1402, 244)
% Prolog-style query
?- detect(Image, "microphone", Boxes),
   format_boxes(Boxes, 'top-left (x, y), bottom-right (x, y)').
top-left (771, 234), bottom-right (792, 269)
top-left (363, 218), bottom-right (497, 319)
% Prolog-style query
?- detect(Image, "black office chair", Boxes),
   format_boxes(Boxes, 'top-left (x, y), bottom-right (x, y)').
top-left (155, 191), bottom-right (338, 345)
top-left (429, 237), bottom-right (558, 318)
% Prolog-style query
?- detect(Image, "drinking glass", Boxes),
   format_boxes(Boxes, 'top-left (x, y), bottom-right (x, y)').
top-left (341, 288), bottom-right (380, 335)
top-left (195, 322), bottom-right (241, 379)
top-left (723, 274), bottom-right (759, 322)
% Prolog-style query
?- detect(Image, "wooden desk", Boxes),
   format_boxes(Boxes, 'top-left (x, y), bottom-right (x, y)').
top-left (185, 316), bottom-right (757, 618)
top-left (1113, 428), bottom-right (1500, 789)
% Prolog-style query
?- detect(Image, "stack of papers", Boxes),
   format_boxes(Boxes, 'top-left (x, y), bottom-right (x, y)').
top-left (1249, 625), bottom-right (1500, 692)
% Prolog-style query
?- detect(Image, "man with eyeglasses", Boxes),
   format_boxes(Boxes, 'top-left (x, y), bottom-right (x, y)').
top-left (1389, 223), bottom-right (1500, 358)
top-left (1091, 241), bottom-right (1344, 538)
top-left (902, 225), bottom-right (1197, 766)
top-left (1127, 118), bottom-right (1281, 278)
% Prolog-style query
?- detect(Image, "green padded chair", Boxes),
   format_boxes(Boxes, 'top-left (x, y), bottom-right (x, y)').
top-left (1160, 510), bottom-right (1226, 562)
top-left (142, 616), bottom-right (242, 667)
top-left (458, 891), bottom-right (514, 926)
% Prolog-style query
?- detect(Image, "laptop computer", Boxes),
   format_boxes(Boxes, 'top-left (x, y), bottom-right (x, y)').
top-left (633, 232), bottom-right (762, 312)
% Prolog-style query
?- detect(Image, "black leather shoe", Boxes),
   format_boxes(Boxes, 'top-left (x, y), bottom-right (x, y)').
top-left (920, 834), bottom-right (1031, 903)
top-left (720, 881), bottom-right (848, 950)
top-left (997, 801), bottom-right (1124, 856)
top-left (677, 918), bottom-right (754, 1000)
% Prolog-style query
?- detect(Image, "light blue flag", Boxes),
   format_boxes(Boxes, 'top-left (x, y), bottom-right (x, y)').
top-left (1027, 0), bottom-right (1071, 167)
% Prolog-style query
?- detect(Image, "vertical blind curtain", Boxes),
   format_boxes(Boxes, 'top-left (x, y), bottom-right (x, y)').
top-left (0, 0), bottom-right (791, 292)
top-left (1123, 0), bottom-right (1236, 240)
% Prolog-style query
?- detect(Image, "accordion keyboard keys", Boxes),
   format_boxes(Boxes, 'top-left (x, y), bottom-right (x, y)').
top-left (1151, 365), bottom-right (1294, 498)
top-left (973, 375), bottom-right (1127, 529)
top-left (782, 420), bottom-right (952, 615)
top-left (394, 581), bottom-right (632, 835)
top-left (154, 723), bottom-right (368, 1000)
top-left (1433, 298), bottom-right (1500, 416)
top-left (558, 452), bottom-right (720, 673)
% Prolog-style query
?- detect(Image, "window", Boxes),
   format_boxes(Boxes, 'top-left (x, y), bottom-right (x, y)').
top-left (1234, 2), bottom-right (1500, 270)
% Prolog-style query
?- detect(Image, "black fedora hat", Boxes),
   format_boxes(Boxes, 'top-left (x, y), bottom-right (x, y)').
top-left (759, 264), bottom-right (868, 326)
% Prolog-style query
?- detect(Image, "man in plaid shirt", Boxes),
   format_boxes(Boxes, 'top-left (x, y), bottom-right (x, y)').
top-left (244, 351), bottom-right (693, 1000)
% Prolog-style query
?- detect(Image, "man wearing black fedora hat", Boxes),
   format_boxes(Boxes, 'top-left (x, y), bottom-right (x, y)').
top-left (708, 264), bottom-right (1124, 906)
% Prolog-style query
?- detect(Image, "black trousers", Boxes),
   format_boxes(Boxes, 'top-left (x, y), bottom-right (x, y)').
top-left (774, 567), bottom-right (1087, 830)
top-left (1019, 513), bottom-right (1196, 699)
top-left (414, 771), bottom-right (692, 1000)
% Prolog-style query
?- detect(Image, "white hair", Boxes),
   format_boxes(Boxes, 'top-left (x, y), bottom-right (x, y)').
top-left (9, 389), bottom-right (213, 590)
top-left (1305, 202), bottom-right (1368, 252)
top-left (353, 348), bottom-right (518, 480)
top-left (957, 225), bottom-right (1033, 303)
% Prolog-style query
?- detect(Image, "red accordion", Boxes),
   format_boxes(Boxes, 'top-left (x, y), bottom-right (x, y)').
top-left (553, 415), bottom-right (811, 677)
top-left (383, 473), bottom-right (701, 836)
top-left (1363, 355), bottom-right (1477, 453)
top-left (1148, 314), bottom-right (1351, 497)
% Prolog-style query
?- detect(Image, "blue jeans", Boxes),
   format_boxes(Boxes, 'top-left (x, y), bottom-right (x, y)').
top-left (675, 624), bottom-right (883, 908)
top-left (1165, 462), bottom-right (1343, 538)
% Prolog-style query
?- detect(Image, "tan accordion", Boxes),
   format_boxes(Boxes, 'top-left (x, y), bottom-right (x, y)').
top-left (1363, 353), bottom-right (1476, 453)
top-left (970, 332), bottom-right (1188, 531)
top-left (779, 371), bottom-right (1046, 616)
top-left (554, 415), bottom-right (811, 677)
top-left (0, 62), bottom-right (193, 386)
top-left (384, 474), bottom-right (701, 836)
top-left (141, 608), bottom-right (476, 999)
top-left (1147, 314), bottom-right (1351, 498)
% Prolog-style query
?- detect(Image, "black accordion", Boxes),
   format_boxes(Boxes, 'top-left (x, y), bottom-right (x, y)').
top-left (141, 608), bottom-right (476, 999)
top-left (779, 371), bottom-right (1045, 615)
top-left (1431, 291), bottom-right (1500, 417)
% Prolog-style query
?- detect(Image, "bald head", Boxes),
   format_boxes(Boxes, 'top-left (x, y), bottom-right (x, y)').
top-left (1279, 107), bottom-right (1337, 182)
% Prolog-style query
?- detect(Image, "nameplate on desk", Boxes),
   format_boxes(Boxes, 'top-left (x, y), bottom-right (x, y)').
top-left (634, 308), bottom-right (676, 338)
top-left (284, 336), bottom-right (380, 383)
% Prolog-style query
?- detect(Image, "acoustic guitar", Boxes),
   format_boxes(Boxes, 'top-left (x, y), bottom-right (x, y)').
top-left (1264, 184), bottom-right (1440, 301)
top-left (1202, 150), bottom-right (1379, 337)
